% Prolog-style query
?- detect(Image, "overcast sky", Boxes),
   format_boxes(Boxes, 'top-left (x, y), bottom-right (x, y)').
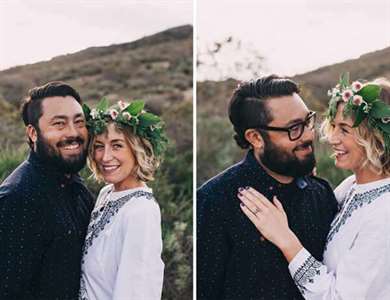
top-left (198, 0), bottom-right (390, 80)
top-left (0, 0), bottom-right (192, 70)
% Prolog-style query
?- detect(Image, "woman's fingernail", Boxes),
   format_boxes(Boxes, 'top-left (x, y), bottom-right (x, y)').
top-left (238, 187), bottom-right (244, 192)
top-left (240, 202), bottom-right (245, 207)
top-left (237, 192), bottom-right (242, 197)
top-left (245, 186), bottom-right (250, 190)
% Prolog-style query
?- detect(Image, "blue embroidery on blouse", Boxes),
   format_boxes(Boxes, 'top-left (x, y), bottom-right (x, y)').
top-left (79, 276), bottom-right (88, 300)
top-left (79, 190), bottom-right (154, 299)
top-left (82, 190), bottom-right (154, 257)
top-left (293, 255), bottom-right (322, 295)
top-left (325, 183), bottom-right (390, 248)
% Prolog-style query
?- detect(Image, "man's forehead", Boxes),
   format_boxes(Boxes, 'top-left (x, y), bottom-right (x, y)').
top-left (41, 96), bottom-right (83, 117)
top-left (266, 93), bottom-right (309, 123)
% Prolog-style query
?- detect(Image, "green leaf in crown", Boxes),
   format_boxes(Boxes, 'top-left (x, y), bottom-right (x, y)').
top-left (96, 97), bottom-right (109, 112)
top-left (124, 100), bottom-right (145, 115)
top-left (83, 98), bottom-right (168, 157)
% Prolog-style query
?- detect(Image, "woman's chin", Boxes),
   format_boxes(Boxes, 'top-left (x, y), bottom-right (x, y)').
top-left (334, 159), bottom-right (351, 171)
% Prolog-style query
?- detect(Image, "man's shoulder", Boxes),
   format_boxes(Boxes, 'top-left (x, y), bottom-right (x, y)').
top-left (1, 159), bottom-right (33, 189)
top-left (198, 160), bottom-right (245, 196)
top-left (0, 159), bottom-right (41, 207)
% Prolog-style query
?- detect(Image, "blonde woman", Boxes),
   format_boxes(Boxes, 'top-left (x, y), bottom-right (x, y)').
top-left (79, 99), bottom-right (167, 300)
top-left (238, 75), bottom-right (390, 299)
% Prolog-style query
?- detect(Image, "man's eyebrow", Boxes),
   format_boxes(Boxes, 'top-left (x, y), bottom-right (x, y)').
top-left (50, 113), bottom-right (84, 121)
top-left (74, 113), bottom-right (84, 119)
top-left (284, 112), bottom-right (311, 127)
top-left (50, 115), bottom-right (68, 121)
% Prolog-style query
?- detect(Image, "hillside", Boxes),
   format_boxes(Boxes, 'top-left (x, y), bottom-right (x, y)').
top-left (197, 46), bottom-right (390, 185)
top-left (0, 25), bottom-right (193, 149)
top-left (197, 46), bottom-right (390, 115)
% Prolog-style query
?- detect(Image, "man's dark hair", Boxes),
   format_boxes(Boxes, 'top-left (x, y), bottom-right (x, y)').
top-left (21, 81), bottom-right (82, 147)
top-left (228, 75), bottom-right (300, 149)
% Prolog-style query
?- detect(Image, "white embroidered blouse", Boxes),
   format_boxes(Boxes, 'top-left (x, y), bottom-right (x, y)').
top-left (288, 176), bottom-right (390, 300)
top-left (79, 185), bottom-right (164, 300)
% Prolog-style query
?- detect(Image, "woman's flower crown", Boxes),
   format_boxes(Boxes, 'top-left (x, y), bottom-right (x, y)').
top-left (82, 98), bottom-right (168, 157)
top-left (326, 73), bottom-right (390, 152)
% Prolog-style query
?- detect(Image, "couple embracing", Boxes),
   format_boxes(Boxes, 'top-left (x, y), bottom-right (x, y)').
top-left (0, 82), bottom-right (167, 299)
top-left (198, 74), bottom-right (390, 299)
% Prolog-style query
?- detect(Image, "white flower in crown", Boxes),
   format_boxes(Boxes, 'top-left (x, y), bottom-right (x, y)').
top-left (352, 95), bottom-right (364, 106)
top-left (90, 108), bottom-right (99, 119)
top-left (122, 112), bottom-right (132, 120)
top-left (328, 88), bottom-right (339, 97)
top-left (362, 102), bottom-right (370, 113)
top-left (118, 100), bottom-right (128, 111)
top-left (109, 109), bottom-right (119, 120)
top-left (342, 89), bottom-right (353, 102)
top-left (352, 81), bottom-right (363, 92)
top-left (382, 117), bottom-right (390, 124)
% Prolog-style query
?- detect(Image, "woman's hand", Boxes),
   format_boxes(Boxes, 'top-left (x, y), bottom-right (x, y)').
top-left (237, 187), bottom-right (303, 262)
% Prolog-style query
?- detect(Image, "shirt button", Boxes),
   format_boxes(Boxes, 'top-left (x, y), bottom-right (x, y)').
top-left (269, 186), bottom-right (274, 190)
top-left (61, 184), bottom-right (65, 188)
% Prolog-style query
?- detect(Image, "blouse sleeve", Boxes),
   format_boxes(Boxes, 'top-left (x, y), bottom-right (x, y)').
top-left (112, 197), bottom-right (164, 300)
top-left (288, 206), bottom-right (389, 300)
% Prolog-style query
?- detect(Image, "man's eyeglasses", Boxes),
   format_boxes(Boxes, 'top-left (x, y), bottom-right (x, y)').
top-left (256, 111), bottom-right (316, 141)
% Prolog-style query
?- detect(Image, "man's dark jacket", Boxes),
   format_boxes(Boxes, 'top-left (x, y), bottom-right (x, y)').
top-left (197, 150), bottom-right (338, 300)
top-left (0, 151), bottom-right (94, 300)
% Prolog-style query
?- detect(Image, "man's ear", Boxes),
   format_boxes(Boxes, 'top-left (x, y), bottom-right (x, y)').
top-left (244, 129), bottom-right (264, 150)
top-left (26, 125), bottom-right (38, 144)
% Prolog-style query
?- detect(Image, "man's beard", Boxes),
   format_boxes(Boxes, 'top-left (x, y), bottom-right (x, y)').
top-left (35, 131), bottom-right (87, 174)
top-left (260, 135), bottom-right (316, 178)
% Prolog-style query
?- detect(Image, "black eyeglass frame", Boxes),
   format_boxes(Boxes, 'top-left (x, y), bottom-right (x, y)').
top-left (256, 111), bottom-right (317, 141)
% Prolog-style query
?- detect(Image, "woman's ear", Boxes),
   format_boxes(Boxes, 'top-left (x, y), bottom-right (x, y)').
top-left (26, 125), bottom-right (38, 144)
top-left (244, 129), bottom-right (264, 151)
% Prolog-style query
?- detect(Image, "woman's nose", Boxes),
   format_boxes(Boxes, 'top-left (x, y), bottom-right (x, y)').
top-left (102, 147), bottom-right (113, 161)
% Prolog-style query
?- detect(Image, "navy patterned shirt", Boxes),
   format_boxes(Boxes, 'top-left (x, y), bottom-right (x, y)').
top-left (197, 150), bottom-right (338, 300)
top-left (0, 151), bottom-right (94, 300)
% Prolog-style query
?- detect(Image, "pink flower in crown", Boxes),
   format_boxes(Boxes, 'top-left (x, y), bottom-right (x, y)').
top-left (109, 109), bottom-right (119, 120)
top-left (118, 100), bottom-right (128, 111)
top-left (352, 81), bottom-right (363, 92)
top-left (352, 95), bottom-right (364, 106)
top-left (342, 89), bottom-right (353, 102)
top-left (122, 112), bottom-right (132, 121)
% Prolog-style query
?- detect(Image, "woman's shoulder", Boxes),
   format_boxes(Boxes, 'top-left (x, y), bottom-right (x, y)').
top-left (120, 187), bottom-right (159, 215)
top-left (96, 184), bottom-right (114, 202)
top-left (334, 175), bottom-right (356, 203)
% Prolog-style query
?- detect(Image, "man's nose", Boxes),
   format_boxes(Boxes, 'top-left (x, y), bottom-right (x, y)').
top-left (64, 122), bottom-right (79, 137)
top-left (300, 123), bottom-right (315, 142)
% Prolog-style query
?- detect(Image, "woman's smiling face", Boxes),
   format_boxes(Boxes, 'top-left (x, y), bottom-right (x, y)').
top-left (328, 103), bottom-right (366, 172)
top-left (93, 123), bottom-right (140, 190)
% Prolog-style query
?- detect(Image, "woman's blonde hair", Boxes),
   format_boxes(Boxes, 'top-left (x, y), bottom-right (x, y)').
top-left (321, 78), bottom-right (390, 176)
top-left (87, 122), bottom-right (161, 183)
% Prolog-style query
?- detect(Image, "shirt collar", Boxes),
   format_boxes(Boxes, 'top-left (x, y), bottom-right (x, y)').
top-left (243, 149), bottom-right (308, 190)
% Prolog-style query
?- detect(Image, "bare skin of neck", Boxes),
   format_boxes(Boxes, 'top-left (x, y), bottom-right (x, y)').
top-left (354, 164), bottom-right (387, 184)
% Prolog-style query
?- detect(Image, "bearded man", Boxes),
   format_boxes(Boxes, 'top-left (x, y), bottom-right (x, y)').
top-left (197, 75), bottom-right (338, 300)
top-left (0, 82), bottom-right (94, 299)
